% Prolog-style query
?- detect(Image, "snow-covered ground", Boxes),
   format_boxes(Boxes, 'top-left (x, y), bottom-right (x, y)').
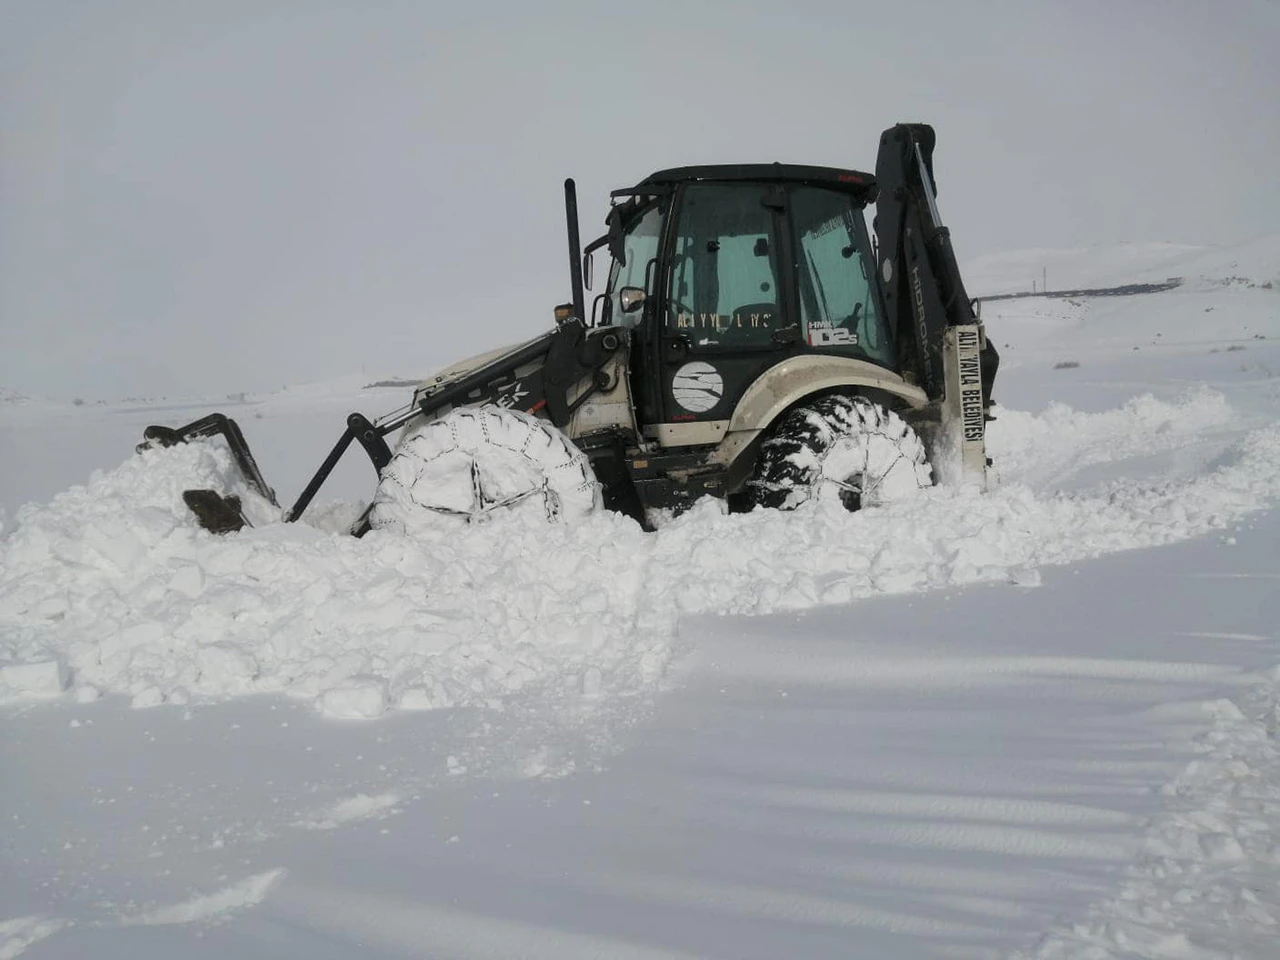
top-left (2, 239), bottom-right (1278, 958)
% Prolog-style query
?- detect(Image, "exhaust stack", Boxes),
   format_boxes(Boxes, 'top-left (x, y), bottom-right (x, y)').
top-left (564, 178), bottom-right (586, 324)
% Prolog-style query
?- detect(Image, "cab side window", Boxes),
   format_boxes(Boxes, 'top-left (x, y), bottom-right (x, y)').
top-left (791, 187), bottom-right (893, 365)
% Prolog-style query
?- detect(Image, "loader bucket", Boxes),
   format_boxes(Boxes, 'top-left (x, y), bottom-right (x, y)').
top-left (138, 413), bottom-right (280, 533)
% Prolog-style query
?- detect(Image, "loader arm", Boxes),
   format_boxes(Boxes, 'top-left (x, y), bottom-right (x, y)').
top-left (143, 172), bottom-right (628, 536)
top-left (140, 319), bottom-right (625, 534)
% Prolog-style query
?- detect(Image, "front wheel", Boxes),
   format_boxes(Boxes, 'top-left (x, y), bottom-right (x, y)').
top-left (368, 406), bottom-right (600, 536)
top-left (745, 395), bottom-right (932, 511)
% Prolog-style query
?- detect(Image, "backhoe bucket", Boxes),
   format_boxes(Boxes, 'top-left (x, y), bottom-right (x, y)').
top-left (138, 413), bottom-right (279, 533)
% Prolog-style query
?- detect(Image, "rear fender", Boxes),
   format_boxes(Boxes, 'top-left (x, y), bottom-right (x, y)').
top-left (710, 356), bottom-right (928, 492)
top-left (726, 354), bottom-right (927, 435)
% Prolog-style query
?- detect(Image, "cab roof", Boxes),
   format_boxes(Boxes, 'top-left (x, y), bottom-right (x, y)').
top-left (616, 164), bottom-right (877, 202)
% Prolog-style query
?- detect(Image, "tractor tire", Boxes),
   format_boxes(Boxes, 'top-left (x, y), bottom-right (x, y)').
top-left (368, 406), bottom-right (600, 535)
top-left (745, 395), bottom-right (932, 512)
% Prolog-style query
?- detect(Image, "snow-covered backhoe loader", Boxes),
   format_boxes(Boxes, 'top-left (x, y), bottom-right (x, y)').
top-left (141, 122), bottom-right (999, 535)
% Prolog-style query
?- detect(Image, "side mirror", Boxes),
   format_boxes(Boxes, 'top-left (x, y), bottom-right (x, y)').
top-left (619, 287), bottom-right (646, 314)
top-left (583, 250), bottom-right (594, 291)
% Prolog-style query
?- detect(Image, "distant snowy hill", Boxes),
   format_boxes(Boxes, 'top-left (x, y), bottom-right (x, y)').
top-left (965, 235), bottom-right (1280, 296)
top-left (967, 237), bottom-right (1279, 422)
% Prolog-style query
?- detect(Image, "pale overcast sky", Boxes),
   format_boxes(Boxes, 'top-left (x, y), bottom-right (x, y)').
top-left (2, 0), bottom-right (1278, 400)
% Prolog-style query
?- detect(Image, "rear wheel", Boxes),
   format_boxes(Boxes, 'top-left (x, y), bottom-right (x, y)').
top-left (745, 395), bottom-right (932, 511)
top-left (368, 406), bottom-right (600, 535)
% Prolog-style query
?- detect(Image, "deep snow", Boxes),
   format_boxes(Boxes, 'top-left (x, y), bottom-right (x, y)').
top-left (1, 238), bottom-right (1279, 958)
top-left (3, 388), bottom-right (1276, 720)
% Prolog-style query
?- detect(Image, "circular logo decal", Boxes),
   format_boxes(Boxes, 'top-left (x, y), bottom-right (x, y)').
top-left (671, 361), bottom-right (724, 413)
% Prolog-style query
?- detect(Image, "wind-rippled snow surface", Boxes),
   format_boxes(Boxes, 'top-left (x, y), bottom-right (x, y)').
top-left (1, 389), bottom-right (1277, 718)
top-left (1015, 683), bottom-right (1280, 960)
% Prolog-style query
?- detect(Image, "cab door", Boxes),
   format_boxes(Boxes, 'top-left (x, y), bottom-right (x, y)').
top-left (656, 182), bottom-right (793, 443)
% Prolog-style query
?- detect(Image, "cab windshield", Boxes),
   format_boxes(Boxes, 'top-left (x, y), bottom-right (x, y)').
top-left (604, 200), bottom-right (662, 328)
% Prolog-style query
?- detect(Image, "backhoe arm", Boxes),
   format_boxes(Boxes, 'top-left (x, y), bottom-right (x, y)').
top-left (873, 123), bottom-right (997, 407)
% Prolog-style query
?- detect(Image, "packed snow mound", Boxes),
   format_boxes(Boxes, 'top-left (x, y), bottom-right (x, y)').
top-left (988, 387), bottom-right (1239, 486)
top-left (1, 393), bottom-right (1279, 717)
top-left (0, 440), bottom-right (661, 717)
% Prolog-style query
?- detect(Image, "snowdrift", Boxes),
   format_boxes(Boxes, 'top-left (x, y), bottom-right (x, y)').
top-left (2, 389), bottom-right (1277, 718)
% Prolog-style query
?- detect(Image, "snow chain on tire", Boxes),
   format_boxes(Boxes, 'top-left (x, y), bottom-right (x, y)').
top-left (368, 406), bottom-right (600, 535)
top-left (746, 395), bottom-right (932, 511)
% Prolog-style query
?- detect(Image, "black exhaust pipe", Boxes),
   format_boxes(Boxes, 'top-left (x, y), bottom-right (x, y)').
top-left (564, 178), bottom-right (586, 324)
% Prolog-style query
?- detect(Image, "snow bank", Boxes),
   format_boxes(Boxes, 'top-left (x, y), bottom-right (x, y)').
top-left (1, 394), bottom-right (1279, 718)
top-left (0, 439), bottom-right (660, 717)
top-left (988, 387), bottom-right (1239, 486)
